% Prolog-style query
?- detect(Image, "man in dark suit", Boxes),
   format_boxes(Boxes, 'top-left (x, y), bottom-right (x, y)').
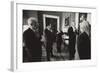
top-left (68, 27), bottom-right (76, 60)
top-left (45, 24), bottom-right (54, 61)
top-left (78, 13), bottom-right (91, 59)
top-left (23, 17), bottom-right (42, 62)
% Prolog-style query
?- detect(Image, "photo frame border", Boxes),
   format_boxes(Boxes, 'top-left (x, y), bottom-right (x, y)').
top-left (11, 1), bottom-right (97, 72)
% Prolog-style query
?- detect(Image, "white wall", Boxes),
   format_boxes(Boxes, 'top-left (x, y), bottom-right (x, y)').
top-left (87, 13), bottom-right (91, 24)
top-left (61, 12), bottom-right (76, 32)
top-left (0, 0), bottom-right (100, 73)
top-left (61, 12), bottom-right (71, 30)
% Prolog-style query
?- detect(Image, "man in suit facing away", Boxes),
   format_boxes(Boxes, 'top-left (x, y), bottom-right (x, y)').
top-left (23, 17), bottom-right (42, 62)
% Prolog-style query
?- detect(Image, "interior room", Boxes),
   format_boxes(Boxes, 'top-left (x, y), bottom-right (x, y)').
top-left (23, 10), bottom-right (91, 62)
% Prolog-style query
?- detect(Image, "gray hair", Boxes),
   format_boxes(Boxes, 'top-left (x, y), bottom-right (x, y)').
top-left (27, 17), bottom-right (38, 26)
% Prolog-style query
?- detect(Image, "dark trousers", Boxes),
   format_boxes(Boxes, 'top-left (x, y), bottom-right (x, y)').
top-left (46, 43), bottom-right (53, 61)
top-left (69, 50), bottom-right (75, 60)
top-left (57, 42), bottom-right (62, 53)
top-left (69, 46), bottom-right (75, 60)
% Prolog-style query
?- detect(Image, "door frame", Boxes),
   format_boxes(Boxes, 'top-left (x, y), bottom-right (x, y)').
top-left (43, 14), bottom-right (60, 32)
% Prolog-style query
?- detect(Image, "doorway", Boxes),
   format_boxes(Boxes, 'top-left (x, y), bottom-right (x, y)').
top-left (43, 14), bottom-right (60, 32)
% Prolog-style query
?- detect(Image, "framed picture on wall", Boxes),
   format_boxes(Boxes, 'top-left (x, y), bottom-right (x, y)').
top-left (11, 1), bottom-right (97, 71)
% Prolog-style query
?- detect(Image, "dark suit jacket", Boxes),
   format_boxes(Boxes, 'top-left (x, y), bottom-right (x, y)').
top-left (57, 31), bottom-right (63, 45)
top-left (45, 28), bottom-right (53, 45)
top-left (68, 27), bottom-right (76, 54)
top-left (23, 28), bottom-right (42, 61)
top-left (78, 32), bottom-right (91, 59)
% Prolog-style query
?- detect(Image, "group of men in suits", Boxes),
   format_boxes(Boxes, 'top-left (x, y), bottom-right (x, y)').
top-left (23, 13), bottom-right (91, 62)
